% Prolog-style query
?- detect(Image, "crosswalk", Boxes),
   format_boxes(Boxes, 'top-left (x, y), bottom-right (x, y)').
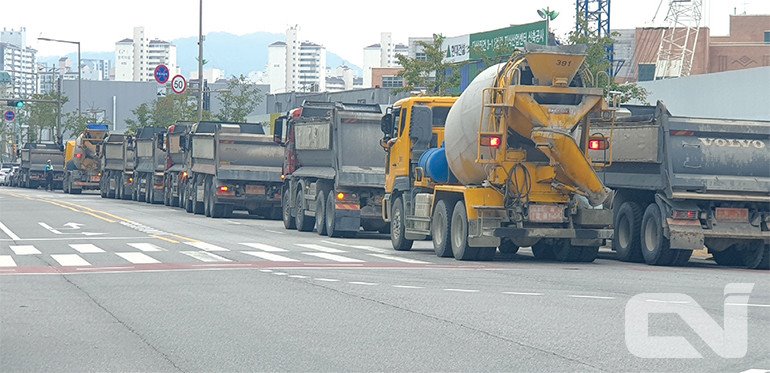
top-left (0, 240), bottom-right (431, 269)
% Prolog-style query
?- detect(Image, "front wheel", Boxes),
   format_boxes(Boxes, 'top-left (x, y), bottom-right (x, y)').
top-left (390, 196), bottom-right (413, 251)
top-left (282, 189), bottom-right (296, 230)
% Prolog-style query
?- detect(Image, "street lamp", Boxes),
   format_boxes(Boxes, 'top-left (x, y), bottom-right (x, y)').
top-left (37, 37), bottom-right (81, 120)
top-left (197, 0), bottom-right (204, 121)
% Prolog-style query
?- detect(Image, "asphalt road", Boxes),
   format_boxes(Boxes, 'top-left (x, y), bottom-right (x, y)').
top-left (0, 187), bottom-right (768, 372)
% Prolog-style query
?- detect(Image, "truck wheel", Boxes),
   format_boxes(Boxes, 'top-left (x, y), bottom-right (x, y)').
top-left (295, 188), bottom-right (315, 232)
top-left (577, 246), bottom-right (600, 262)
top-left (431, 199), bottom-right (454, 257)
top-left (204, 178), bottom-right (212, 217)
top-left (378, 225), bottom-right (391, 234)
top-left (100, 176), bottom-right (108, 198)
top-left (641, 204), bottom-right (687, 266)
top-left (137, 178), bottom-right (146, 202)
top-left (209, 181), bottom-right (227, 219)
top-left (326, 191), bottom-right (351, 238)
top-left (193, 180), bottom-right (205, 215)
top-left (184, 190), bottom-right (194, 213)
top-left (390, 196), bottom-right (413, 251)
top-left (743, 244), bottom-right (769, 270)
top-left (282, 189), bottom-right (296, 229)
top-left (614, 202), bottom-right (644, 262)
top-left (450, 201), bottom-right (480, 261)
top-left (498, 238), bottom-right (519, 255)
top-left (551, 239), bottom-right (583, 262)
top-left (532, 240), bottom-right (557, 260)
top-left (315, 190), bottom-right (327, 235)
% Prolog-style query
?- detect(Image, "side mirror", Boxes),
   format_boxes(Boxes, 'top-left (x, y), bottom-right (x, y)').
top-left (380, 113), bottom-right (393, 136)
top-left (178, 135), bottom-right (187, 151)
top-left (273, 116), bottom-right (287, 146)
top-left (155, 133), bottom-right (166, 151)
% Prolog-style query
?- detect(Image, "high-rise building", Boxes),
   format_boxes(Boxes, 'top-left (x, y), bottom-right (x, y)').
top-left (114, 27), bottom-right (178, 82)
top-left (362, 32), bottom-right (408, 87)
top-left (267, 26), bottom-right (327, 93)
top-left (267, 41), bottom-right (286, 93)
top-left (0, 27), bottom-right (37, 97)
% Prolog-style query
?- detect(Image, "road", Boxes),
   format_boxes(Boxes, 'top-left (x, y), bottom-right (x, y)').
top-left (0, 187), bottom-right (768, 372)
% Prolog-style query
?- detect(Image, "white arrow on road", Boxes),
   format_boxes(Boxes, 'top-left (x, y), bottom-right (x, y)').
top-left (62, 222), bottom-right (84, 230)
top-left (38, 222), bottom-right (105, 236)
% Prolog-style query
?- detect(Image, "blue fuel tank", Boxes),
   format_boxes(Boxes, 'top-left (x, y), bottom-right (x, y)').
top-left (418, 147), bottom-right (450, 183)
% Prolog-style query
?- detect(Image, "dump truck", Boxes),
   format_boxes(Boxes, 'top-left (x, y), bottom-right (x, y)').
top-left (18, 142), bottom-right (64, 189)
top-left (275, 101), bottom-right (387, 237)
top-left (381, 44), bottom-right (614, 261)
top-left (115, 134), bottom-right (137, 200)
top-left (182, 121), bottom-right (283, 218)
top-left (133, 126), bottom-right (167, 204)
top-left (160, 122), bottom-right (192, 207)
top-left (63, 123), bottom-right (108, 194)
top-left (590, 102), bottom-right (770, 269)
top-left (100, 133), bottom-right (127, 198)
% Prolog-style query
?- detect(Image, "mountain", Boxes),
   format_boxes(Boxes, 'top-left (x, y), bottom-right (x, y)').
top-left (39, 31), bottom-right (362, 78)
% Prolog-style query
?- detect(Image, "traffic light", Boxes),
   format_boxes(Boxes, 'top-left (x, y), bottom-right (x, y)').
top-left (6, 100), bottom-right (24, 109)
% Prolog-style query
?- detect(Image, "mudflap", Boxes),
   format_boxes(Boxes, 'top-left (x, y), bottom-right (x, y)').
top-left (666, 218), bottom-right (705, 249)
top-left (335, 209), bottom-right (361, 233)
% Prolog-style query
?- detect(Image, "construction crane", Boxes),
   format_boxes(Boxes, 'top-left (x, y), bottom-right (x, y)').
top-left (654, 0), bottom-right (703, 79)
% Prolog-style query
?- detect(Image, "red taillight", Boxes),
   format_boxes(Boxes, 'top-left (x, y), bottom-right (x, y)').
top-left (219, 186), bottom-right (230, 193)
top-left (480, 135), bottom-right (502, 148)
top-left (672, 210), bottom-right (698, 220)
top-left (670, 130), bottom-right (695, 136)
top-left (75, 153), bottom-right (83, 158)
top-left (588, 138), bottom-right (608, 150)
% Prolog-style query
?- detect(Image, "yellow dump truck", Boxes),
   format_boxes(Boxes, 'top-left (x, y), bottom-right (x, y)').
top-left (382, 44), bottom-right (614, 262)
top-left (63, 123), bottom-right (108, 194)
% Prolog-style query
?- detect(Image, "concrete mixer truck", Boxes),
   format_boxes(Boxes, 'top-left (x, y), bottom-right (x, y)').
top-left (62, 123), bottom-right (108, 194)
top-left (381, 44), bottom-right (614, 262)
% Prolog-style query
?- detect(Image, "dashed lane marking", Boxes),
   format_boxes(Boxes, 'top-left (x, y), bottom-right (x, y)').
top-left (184, 241), bottom-right (229, 252)
top-left (288, 275), bottom-right (309, 279)
top-left (9, 245), bottom-right (41, 255)
top-left (273, 272), bottom-right (288, 276)
top-left (115, 252), bottom-right (160, 264)
top-left (645, 299), bottom-right (690, 304)
top-left (303, 252), bottom-right (364, 263)
top-left (240, 243), bottom-right (287, 252)
top-left (180, 251), bottom-right (231, 263)
top-left (502, 292), bottom-right (544, 296)
top-left (393, 285), bottom-right (424, 289)
top-left (127, 243), bottom-right (164, 252)
top-left (0, 255), bottom-right (17, 267)
top-left (51, 254), bottom-right (91, 267)
top-left (727, 303), bottom-right (770, 308)
top-left (568, 295), bottom-right (616, 300)
top-left (368, 254), bottom-right (428, 264)
top-left (0, 222), bottom-right (21, 240)
top-left (296, 244), bottom-right (345, 253)
top-left (265, 230), bottom-right (285, 235)
top-left (321, 240), bottom-right (391, 254)
top-left (313, 278), bottom-right (340, 282)
top-left (444, 288), bottom-right (480, 293)
top-left (349, 281), bottom-right (378, 286)
top-left (69, 244), bottom-right (105, 253)
top-left (241, 251), bottom-right (298, 262)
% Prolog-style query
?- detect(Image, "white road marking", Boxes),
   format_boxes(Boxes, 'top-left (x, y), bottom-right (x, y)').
top-left (322, 240), bottom-right (391, 254)
top-left (0, 222), bottom-right (21, 240)
top-left (313, 278), bottom-right (340, 282)
top-left (259, 269), bottom-right (273, 273)
top-left (180, 251), bottom-right (231, 262)
top-left (273, 272), bottom-right (288, 276)
top-left (240, 243), bottom-right (287, 252)
top-left (568, 295), bottom-right (616, 300)
top-left (226, 220), bottom-right (242, 225)
top-left (127, 243), bottom-right (163, 252)
top-left (349, 281), bottom-right (377, 286)
top-left (502, 292), bottom-right (544, 296)
top-left (645, 299), bottom-right (690, 304)
top-left (444, 288), bottom-right (480, 293)
top-left (38, 222), bottom-right (62, 234)
top-left (393, 285), bottom-right (424, 289)
top-left (241, 251), bottom-right (298, 262)
top-left (265, 230), bottom-right (285, 235)
top-left (368, 254), bottom-right (428, 264)
top-left (296, 244), bottom-right (345, 253)
top-left (0, 255), bottom-right (17, 267)
top-left (10, 245), bottom-right (41, 255)
top-left (51, 254), bottom-right (91, 267)
top-left (115, 252), bottom-right (160, 264)
top-left (303, 252), bottom-right (364, 263)
top-left (0, 236), bottom-right (152, 242)
top-left (288, 275), bottom-right (308, 279)
top-left (184, 241), bottom-right (229, 252)
top-left (740, 369), bottom-right (770, 373)
top-left (69, 244), bottom-right (105, 253)
top-left (727, 303), bottom-right (770, 308)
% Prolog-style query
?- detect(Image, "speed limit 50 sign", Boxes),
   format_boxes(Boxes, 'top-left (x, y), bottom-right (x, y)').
top-left (171, 74), bottom-right (187, 94)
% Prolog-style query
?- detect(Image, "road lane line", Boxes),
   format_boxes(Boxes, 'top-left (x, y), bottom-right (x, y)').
top-left (151, 235), bottom-right (180, 244)
top-left (69, 244), bottom-right (105, 253)
top-left (322, 240), bottom-right (391, 254)
top-left (241, 251), bottom-right (298, 262)
top-left (38, 222), bottom-right (63, 234)
top-left (0, 222), bottom-right (21, 240)
top-left (368, 254), bottom-right (428, 264)
top-left (296, 244), bottom-right (345, 253)
top-left (314, 278), bottom-right (340, 282)
top-left (116, 252), bottom-right (160, 264)
top-left (393, 285), bottom-right (424, 289)
top-left (265, 230), bottom-right (285, 235)
top-left (645, 299), bottom-right (690, 304)
top-left (444, 288), bottom-right (480, 293)
top-left (349, 281), bottom-right (378, 286)
top-left (726, 303), bottom-right (770, 308)
top-left (184, 241), bottom-right (229, 252)
top-left (273, 272), bottom-right (288, 276)
top-left (568, 295), bottom-right (616, 300)
top-left (180, 251), bottom-right (231, 263)
top-left (0, 255), bottom-right (17, 267)
top-left (51, 254), bottom-right (91, 267)
top-left (259, 269), bottom-right (273, 273)
top-left (10, 245), bottom-right (41, 255)
top-left (302, 252), bottom-right (364, 263)
top-left (288, 275), bottom-right (308, 279)
top-left (240, 243), bottom-right (287, 252)
top-left (127, 243), bottom-right (164, 252)
top-left (502, 292), bottom-right (544, 296)
top-left (0, 236), bottom-right (149, 242)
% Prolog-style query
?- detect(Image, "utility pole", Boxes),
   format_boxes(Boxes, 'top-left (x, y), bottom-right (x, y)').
top-left (197, 0), bottom-right (204, 122)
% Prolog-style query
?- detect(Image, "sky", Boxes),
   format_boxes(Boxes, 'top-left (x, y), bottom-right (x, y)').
top-left (7, 0), bottom-right (770, 69)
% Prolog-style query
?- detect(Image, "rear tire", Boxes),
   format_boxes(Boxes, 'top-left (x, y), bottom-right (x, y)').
top-left (613, 202), bottom-right (644, 262)
top-left (315, 190), bottom-right (327, 235)
top-left (498, 238), bottom-right (520, 255)
top-left (532, 240), bottom-right (556, 260)
top-left (641, 203), bottom-right (688, 266)
top-left (744, 244), bottom-right (769, 270)
top-left (193, 181), bottom-right (205, 215)
top-left (295, 188), bottom-right (315, 232)
top-left (431, 199), bottom-right (454, 258)
top-left (325, 191), bottom-right (348, 238)
top-left (450, 201), bottom-right (479, 261)
top-left (282, 189), bottom-right (296, 229)
top-left (390, 196), bottom-right (413, 251)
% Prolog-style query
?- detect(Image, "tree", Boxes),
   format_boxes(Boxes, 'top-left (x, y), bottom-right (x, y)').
top-left (151, 92), bottom-right (199, 128)
top-left (27, 92), bottom-right (67, 140)
top-left (395, 34), bottom-right (460, 96)
top-left (62, 112), bottom-right (91, 136)
top-left (216, 74), bottom-right (262, 122)
top-left (124, 103), bottom-right (153, 135)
